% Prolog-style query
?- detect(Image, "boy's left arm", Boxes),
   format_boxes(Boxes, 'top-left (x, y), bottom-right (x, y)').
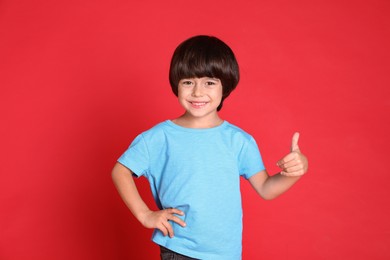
top-left (249, 132), bottom-right (308, 200)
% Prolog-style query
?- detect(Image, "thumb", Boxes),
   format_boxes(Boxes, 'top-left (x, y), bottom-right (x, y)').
top-left (291, 132), bottom-right (300, 152)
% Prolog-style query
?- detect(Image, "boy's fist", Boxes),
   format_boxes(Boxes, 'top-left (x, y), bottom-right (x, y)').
top-left (277, 132), bottom-right (308, 177)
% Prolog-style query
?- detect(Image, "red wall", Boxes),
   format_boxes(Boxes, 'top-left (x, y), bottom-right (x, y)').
top-left (1, 1), bottom-right (389, 259)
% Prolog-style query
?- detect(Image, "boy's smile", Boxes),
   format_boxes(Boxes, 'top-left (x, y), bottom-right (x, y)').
top-left (189, 101), bottom-right (208, 109)
top-left (175, 77), bottom-right (223, 127)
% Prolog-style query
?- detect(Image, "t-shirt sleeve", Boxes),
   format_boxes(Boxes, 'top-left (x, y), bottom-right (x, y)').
top-left (238, 136), bottom-right (265, 179)
top-left (117, 134), bottom-right (150, 178)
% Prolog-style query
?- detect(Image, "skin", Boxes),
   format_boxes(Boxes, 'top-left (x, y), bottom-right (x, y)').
top-left (111, 77), bottom-right (309, 238)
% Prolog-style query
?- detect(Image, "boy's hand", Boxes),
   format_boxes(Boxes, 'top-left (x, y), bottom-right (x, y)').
top-left (140, 208), bottom-right (186, 238)
top-left (276, 132), bottom-right (308, 176)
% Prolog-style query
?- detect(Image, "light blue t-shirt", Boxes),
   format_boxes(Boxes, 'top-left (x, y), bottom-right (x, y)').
top-left (118, 120), bottom-right (265, 259)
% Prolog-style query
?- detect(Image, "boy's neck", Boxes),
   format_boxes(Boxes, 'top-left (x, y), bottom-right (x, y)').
top-left (172, 113), bottom-right (224, 129)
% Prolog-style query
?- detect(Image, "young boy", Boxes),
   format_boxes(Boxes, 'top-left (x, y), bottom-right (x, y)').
top-left (112, 35), bottom-right (308, 259)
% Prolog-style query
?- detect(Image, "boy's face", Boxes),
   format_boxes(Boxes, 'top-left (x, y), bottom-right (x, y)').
top-left (177, 77), bottom-right (223, 121)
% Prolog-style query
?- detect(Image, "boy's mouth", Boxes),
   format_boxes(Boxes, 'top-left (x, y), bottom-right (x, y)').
top-left (189, 101), bottom-right (208, 108)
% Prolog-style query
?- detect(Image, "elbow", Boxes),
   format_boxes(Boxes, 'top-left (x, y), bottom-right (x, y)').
top-left (253, 185), bottom-right (279, 200)
top-left (261, 194), bottom-right (277, 201)
top-left (259, 191), bottom-right (281, 201)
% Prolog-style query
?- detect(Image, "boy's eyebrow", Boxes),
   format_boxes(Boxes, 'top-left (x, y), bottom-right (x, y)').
top-left (199, 77), bottom-right (220, 80)
top-left (206, 77), bottom-right (221, 81)
top-left (179, 77), bottom-right (221, 81)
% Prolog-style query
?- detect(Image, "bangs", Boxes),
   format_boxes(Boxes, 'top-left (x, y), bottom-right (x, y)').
top-left (172, 51), bottom-right (229, 81)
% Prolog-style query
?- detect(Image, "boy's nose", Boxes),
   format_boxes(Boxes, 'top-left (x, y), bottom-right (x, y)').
top-left (192, 84), bottom-right (203, 97)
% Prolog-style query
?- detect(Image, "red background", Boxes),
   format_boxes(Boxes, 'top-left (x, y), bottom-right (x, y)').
top-left (1, 0), bottom-right (389, 259)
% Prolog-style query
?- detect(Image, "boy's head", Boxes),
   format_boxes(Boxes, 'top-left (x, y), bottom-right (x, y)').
top-left (169, 35), bottom-right (240, 111)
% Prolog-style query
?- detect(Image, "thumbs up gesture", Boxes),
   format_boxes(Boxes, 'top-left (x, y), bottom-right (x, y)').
top-left (277, 132), bottom-right (308, 177)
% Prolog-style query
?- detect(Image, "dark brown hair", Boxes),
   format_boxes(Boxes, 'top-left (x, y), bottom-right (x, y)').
top-left (169, 35), bottom-right (240, 111)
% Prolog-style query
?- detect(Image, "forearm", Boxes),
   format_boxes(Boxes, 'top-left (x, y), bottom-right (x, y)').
top-left (249, 170), bottom-right (302, 200)
top-left (261, 172), bottom-right (301, 200)
top-left (111, 163), bottom-right (151, 223)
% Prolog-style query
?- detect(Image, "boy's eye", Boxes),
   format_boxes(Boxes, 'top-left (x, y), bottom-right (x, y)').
top-left (205, 80), bottom-right (219, 87)
top-left (181, 80), bottom-right (193, 86)
top-left (206, 81), bottom-right (216, 85)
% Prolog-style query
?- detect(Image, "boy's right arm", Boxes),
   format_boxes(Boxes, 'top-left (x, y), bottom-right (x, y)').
top-left (111, 162), bottom-right (186, 238)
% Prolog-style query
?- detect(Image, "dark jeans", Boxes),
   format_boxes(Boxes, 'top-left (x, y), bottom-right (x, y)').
top-left (160, 246), bottom-right (198, 260)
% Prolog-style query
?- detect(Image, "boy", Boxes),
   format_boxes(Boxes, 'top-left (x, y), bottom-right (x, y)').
top-left (112, 35), bottom-right (308, 259)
